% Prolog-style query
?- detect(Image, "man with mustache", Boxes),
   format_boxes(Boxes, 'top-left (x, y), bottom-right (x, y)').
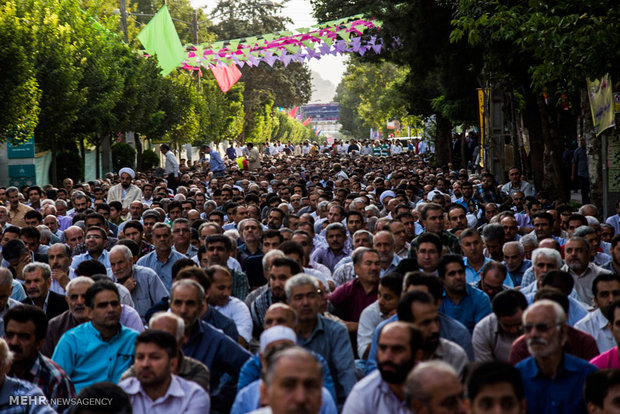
top-left (515, 299), bottom-right (597, 414)
top-left (4, 304), bottom-right (75, 412)
top-left (21, 262), bottom-right (68, 320)
top-left (47, 243), bottom-right (75, 294)
top-left (343, 322), bottom-right (424, 413)
top-left (562, 236), bottom-right (612, 306)
top-left (119, 330), bottom-right (210, 413)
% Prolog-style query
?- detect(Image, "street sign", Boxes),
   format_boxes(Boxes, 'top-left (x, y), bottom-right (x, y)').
top-left (7, 137), bottom-right (35, 159)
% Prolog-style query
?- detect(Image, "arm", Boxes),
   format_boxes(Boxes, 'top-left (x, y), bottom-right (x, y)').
top-left (330, 324), bottom-right (357, 400)
top-left (472, 319), bottom-right (495, 362)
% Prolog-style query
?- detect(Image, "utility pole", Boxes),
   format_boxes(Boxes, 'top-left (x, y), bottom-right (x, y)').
top-left (192, 9), bottom-right (201, 91)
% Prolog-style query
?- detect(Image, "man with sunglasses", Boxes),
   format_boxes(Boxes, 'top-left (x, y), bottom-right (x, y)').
top-left (515, 299), bottom-right (597, 414)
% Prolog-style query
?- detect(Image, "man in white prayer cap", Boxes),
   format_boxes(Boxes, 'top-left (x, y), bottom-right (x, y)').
top-left (107, 167), bottom-right (143, 218)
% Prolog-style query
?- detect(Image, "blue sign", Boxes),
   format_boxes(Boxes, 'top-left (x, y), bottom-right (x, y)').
top-left (8, 164), bottom-right (36, 187)
top-left (8, 137), bottom-right (35, 159)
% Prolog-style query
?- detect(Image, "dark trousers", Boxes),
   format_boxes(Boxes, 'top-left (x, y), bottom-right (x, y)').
top-left (167, 174), bottom-right (178, 192)
top-left (577, 176), bottom-right (590, 204)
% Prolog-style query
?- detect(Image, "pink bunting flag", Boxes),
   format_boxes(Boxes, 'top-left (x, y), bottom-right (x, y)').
top-left (210, 63), bottom-right (242, 93)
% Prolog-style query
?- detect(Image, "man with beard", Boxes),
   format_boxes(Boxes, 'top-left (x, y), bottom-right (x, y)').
top-left (397, 290), bottom-right (468, 377)
top-left (71, 226), bottom-right (113, 278)
top-left (107, 168), bottom-right (142, 219)
top-left (516, 299), bottom-right (597, 413)
top-left (250, 257), bottom-right (301, 336)
top-left (203, 235), bottom-right (249, 300)
top-left (562, 236), bottom-right (612, 305)
top-left (119, 330), bottom-right (210, 413)
top-left (503, 241), bottom-right (530, 287)
top-left (439, 254), bottom-right (492, 332)
top-left (47, 243), bottom-right (75, 294)
top-left (311, 223), bottom-right (352, 273)
top-left (4, 305), bottom-right (75, 412)
top-left (343, 322), bottom-right (424, 413)
top-left (52, 280), bottom-right (139, 392)
top-left (472, 289), bottom-right (528, 362)
top-left (41, 277), bottom-right (93, 357)
top-left (576, 273), bottom-right (620, 353)
top-left (21, 262), bottom-right (68, 320)
top-left (374, 231), bottom-right (401, 276)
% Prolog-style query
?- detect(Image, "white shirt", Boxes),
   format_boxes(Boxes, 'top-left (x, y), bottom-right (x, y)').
top-left (215, 296), bottom-right (252, 343)
top-left (575, 308), bottom-right (615, 353)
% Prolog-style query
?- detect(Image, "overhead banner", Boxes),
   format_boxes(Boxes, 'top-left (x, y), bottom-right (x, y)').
top-left (477, 88), bottom-right (489, 167)
top-left (586, 74), bottom-right (615, 136)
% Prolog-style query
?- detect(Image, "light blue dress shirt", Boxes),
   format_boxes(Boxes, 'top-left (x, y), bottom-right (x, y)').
top-left (70, 250), bottom-right (113, 278)
top-left (440, 284), bottom-right (492, 332)
top-left (136, 249), bottom-right (187, 290)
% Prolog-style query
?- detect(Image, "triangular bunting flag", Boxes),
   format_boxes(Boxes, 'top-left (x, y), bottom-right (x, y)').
top-left (210, 63), bottom-right (242, 93)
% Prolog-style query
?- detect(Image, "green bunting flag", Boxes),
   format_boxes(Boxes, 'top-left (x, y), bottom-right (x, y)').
top-left (137, 5), bottom-right (186, 76)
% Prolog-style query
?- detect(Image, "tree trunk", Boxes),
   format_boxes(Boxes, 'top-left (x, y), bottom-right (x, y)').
top-left (579, 89), bottom-right (602, 208)
top-left (95, 141), bottom-right (100, 181)
top-left (435, 114), bottom-right (451, 167)
top-left (79, 138), bottom-right (86, 182)
top-left (522, 91), bottom-right (545, 193)
top-left (50, 136), bottom-right (57, 186)
top-left (135, 134), bottom-right (143, 170)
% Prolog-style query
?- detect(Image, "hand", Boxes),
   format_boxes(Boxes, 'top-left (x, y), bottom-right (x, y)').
top-left (51, 269), bottom-right (70, 289)
top-left (123, 277), bottom-right (137, 292)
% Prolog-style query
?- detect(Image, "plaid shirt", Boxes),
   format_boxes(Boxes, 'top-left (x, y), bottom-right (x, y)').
top-left (474, 186), bottom-right (506, 204)
top-left (139, 241), bottom-right (155, 257)
top-left (409, 230), bottom-right (463, 257)
top-left (9, 353), bottom-right (76, 412)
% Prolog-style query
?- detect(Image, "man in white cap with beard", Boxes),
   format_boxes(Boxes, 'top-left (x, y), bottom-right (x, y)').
top-left (107, 167), bottom-right (142, 218)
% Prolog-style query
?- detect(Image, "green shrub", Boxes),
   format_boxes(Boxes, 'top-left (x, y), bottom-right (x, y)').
top-left (54, 151), bottom-right (83, 184)
top-left (141, 149), bottom-right (160, 171)
top-left (111, 142), bottom-right (136, 171)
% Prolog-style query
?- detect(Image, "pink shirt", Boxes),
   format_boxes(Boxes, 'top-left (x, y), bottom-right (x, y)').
top-left (590, 347), bottom-right (620, 369)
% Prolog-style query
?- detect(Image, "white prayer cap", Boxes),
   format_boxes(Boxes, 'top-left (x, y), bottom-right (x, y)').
top-left (259, 326), bottom-right (297, 353)
top-left (119, 167), bottom-right (135, 179)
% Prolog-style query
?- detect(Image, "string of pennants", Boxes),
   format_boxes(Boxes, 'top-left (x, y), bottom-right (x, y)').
top-left (181, 14), bottom-right (384, 71)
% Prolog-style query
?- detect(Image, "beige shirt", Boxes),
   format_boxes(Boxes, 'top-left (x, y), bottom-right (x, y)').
top-left (9, 202), bottom-right (33, 227)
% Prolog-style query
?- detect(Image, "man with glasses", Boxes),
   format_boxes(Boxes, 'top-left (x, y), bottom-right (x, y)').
top-left (70, 227), bottom-right (113, 277)
top-left (171, 218), bottom-right (197, 258)
top-left (515, 299), bottom-right (597, 413)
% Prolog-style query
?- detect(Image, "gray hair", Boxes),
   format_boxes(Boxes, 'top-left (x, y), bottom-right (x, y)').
top-left (406, 360), bottom-right (458, 401)
top-left (149, 312), bottom-right (186, 342)
top-left (171, 279), bottom-right (205, 304)
top-left (263, 249), bottom-right (286, 271)
top-left (566, 236), bottom-right (590, 255)
top-left (66, 276), bottom-right (95, 294)
top-left (578, 204), bottom-right (598, 217)
top-left (285, 273), bottom-right (319, 300)
top-left (503, 241), bottom-right (524, 255)
top-left (71, 190), bottom-right (87, 201)
top-left (364, 205), bottom-right (380, 217)
top-left (586, 216), bottom-right (600, 226)
top-left (532, 247), bottom-right (563, 269)
top-left (573, 225), bottom-right (595, 238)
top-left (352, 247), bottom-right (379, 266)
top-left (110, 245), bottom-right (133, 262)
top-left (353, 229), bottom-right (374, 245)
top-left (0, 268), bottom-right (13, 287)
top-left (23, 262), bottom-right (51, 280)
top-left (152, 222), bottom-right (171, 234)
top-left (325, 222), bottom-right (346, 236)
top-left (520, 232), bottom-right (538, 248)
top-left (55, 199), bottom-right (67, 208)
top-left (523, 298), bottom-right (566, 325)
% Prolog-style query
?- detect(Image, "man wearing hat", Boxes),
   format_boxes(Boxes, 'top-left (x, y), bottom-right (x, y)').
top-left (107, 168), bottom-right (142, 219)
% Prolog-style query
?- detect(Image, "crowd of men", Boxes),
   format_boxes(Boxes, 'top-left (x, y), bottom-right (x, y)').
top-left (0, 139), bottom-right (619, 414)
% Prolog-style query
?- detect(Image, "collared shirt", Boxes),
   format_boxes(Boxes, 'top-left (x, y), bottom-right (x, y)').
top-left (311, 245), bottom-right (353, 273)
top-left (440, 284), bottom-right (492, 332)
top-left (208, 150), bottom-right (226, 173)
top-left (9, 353), bottom-right (76, 412)
top-left (380, 254), bottom-right (401, 277)
top-left (297, 315), bottom-right (356, 404)
top-left (472, 313), bottom-right (518, 363)
top-left (214, 296), bottom-right (252, 344)
top-left (474, 185), bottom-right (505, 204)
top-left (332, 261), bottom-right (356, 287)
top-left (137, 249), bottom-right (188, 290)
top-left (357, 301), bottom-right (386, 358)
top-left (562, 262), bottom-right (612, 306)
top-left (0, 376), bottom-right (57, 414)
top-left (342, 370), bottom-right (408, 414)
top-left (409, 230), bottom-right (462, 256)
top-left (164, 151), bottom-right (179, 177)
top-left (72, 238), bottom-right (119, 256)
top-left (52, 322), bottom-right (138, 393)
top-left (464, 256), bottom-right (494, 284)
top-left (70, 250), bottom-right (113, 278)
top-left (590, 347), bottom-right (620, 369)
top-left (122, 265), bottom-right (170, 319)
top-left (139, 241), bottom-right (155, 258)
top-left (172, 244), bottom-right (198, 258)
top-left (433, 338), bottom-right (469, 377)
top-left (506, 259), bottom-right (531, 287)
top-left (516, 353), bottom-right (597, 414)
top-left (524, 292), bottom-right (587, 327)
top-left (501, 180), bottom-right (535, 197)
top-left (575, 308), bottom-right (615, 353)
top-left (8, 202), bottom-right (33, 228)
top-left (182, 320), bottom-right (251, 396)
top-left (49, 268), bottom-right (77, 295)
top-left (202, 305), bottom-right (239, 341)
top-left (120, 374), bottom-right (210, 414)
top-left (328, 278), bottom-right (378, 322)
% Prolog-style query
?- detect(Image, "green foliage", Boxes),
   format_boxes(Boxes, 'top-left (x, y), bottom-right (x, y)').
top-left (54, 150), bottom-right (83, 183)
top-left (111, 141), bottom-right (137, 170)
top-left (140, 148), bottom-right (160, 170)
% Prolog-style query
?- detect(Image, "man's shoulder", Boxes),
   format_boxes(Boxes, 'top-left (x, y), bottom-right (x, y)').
top-left (134, 264), bottom-right (158, 277)
top-left (563, 352), bottom-right (598, 374)
top-left (319, 314), bottom-right (348, 334)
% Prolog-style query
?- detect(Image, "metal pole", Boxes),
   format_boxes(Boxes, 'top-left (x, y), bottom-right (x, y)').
top-left (602, 134), bottom-right (608, 219)
top-left (119, 0), bottom-right (128, 43)
top-left (192, 10), bottom-right (201, 91)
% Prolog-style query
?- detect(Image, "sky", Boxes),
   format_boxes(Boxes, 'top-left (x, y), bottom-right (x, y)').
top-left (189, 0), bottom-right (347, 100)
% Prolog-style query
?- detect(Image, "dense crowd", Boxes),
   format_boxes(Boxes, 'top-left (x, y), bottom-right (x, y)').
top-left (0, 138), bottom-right (619, 414)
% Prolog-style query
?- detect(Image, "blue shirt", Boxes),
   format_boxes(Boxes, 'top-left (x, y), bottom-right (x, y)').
top-left (124, 265), bottom-right (169, 319)
top-left (209, 150), bottom-right (226, 173)
top-left (136, 249), bottom-right (187, 290)
top-left (297, 315), bottom-right (356, 405)
top-left (365, 313), bottom-right (473, 374)
top-left (237, 353), bottom-right (336, 402)
top-left (182, 320), bottom-right (251, 398)
top-left (70, 250), bottom-right (113, 278)
top-left (524, 292), bottom-right (588, 327)
top-left (52, 322), bottom-right (138, 393)
top-left (0, 377), bottom-right (57, 414)
top-left (440, 284), bottom-right (492, 332)
top-left (506, 259), bottom-right (531, 287)
top-left (464, 256), bottom-right (494, 284)
top-left (516, 353), bottom-right (597, 414)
